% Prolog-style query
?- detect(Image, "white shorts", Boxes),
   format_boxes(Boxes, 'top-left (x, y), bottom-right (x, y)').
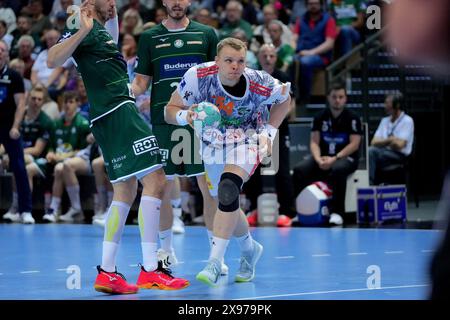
top-left (201, 143), bottom-right (261, 197)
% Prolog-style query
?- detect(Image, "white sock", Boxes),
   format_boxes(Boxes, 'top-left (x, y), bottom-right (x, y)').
top-left (50, 197), bottom-right (61, 213)
top-left (141, 242), bottom-right (158, 272)
top-left (66, 185), bottom-right (81, 211)
top-left (171, 198), bottom-right (181, 209)
top-left (209, 236), bottom-right (230, 262)
top-left (138, 196), bottom-right (161, 271)
top-left (235, 232), bottom-right (254, 254)
top-left (101, 241), bottom-right (119, 272)
top-left (207, 229), bottom-right (214, 248)
top-left (159, 228), bottom-right (173, 252)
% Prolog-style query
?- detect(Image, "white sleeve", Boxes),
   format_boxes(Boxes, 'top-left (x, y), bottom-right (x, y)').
top-left (395, 117), bottom-right (414, 141)
top-left (177, 67), bottom-right (199, 106)
top-left (373, 120), bottom-right (385, 139)
top-left (265, 77), bottom-right (291, 105)
top-left (104, 15), bottom-right (119, 44)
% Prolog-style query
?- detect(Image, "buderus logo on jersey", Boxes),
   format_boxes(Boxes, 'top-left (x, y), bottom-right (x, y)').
top-left (160, 56), bottom-right (202, 78)
top-left (132, 136), bottom-right (159, 156)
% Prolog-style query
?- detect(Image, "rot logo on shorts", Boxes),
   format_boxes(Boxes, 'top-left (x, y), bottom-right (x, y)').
top-left (132, 136), bottom-right (159, 155)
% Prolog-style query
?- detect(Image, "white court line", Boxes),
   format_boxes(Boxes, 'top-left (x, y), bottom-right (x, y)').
top-left (234, 284), bottom-right (430, 300)
top-left (20, 271), bottom-right (40, 274)
top-left (200, 260), bottom-right (209, 263)
top-left (56, 268), bottom-right (67, 272)
top-left (275, 256), bottom-right (295, 259)
top-left (312, 254), bottom-right (330, 257)
top-left (348, 252), bottom-right (368, 256)
top-left (385, 251), bottom-right (404, 254)
top-left (421, 250), bottom-right (434, 253)
top-left (129, 264), bottom-right (138, 267)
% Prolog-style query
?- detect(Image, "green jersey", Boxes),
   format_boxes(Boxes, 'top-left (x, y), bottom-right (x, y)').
top-left (329, 0), bottom-right (366, 27)
top-left (20, 110), bottom-right (55, 157)
top-left (61, 20), bottom-right (134, 123)
top-left (135, 21), bottom-right (218, 125)
top-left (52, 112), bottom-right (90, 155)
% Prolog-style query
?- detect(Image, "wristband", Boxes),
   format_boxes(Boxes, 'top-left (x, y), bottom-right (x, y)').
top-left (263, 124), bottom-right (277, 144)
top-left (176, 110), bottom-right (189, 126)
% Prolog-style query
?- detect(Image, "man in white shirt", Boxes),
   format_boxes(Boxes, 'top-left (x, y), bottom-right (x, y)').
top-left (369, 92), bottom-right (414, 185)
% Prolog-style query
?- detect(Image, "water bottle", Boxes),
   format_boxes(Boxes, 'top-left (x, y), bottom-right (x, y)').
top-left (257, 193), bottom-right (279, 226)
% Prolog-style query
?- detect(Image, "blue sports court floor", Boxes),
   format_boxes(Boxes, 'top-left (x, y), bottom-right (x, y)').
top-left (0, 224), bottom-right (441, 300)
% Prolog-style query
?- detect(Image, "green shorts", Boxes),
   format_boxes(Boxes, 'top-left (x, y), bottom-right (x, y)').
top-left (153, 124), bottom-right (204, 179)
top-left (91, 102), bottom-right (162, 183)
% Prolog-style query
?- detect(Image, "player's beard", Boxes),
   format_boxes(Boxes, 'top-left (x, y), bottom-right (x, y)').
top-left (167, 6), bottom-right (188, 21)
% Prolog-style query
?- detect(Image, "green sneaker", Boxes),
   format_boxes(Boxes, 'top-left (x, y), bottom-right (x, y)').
top-left (235, 240), bottom-right (263, 282)
top-left (196, 258), bottom-right (221, 287)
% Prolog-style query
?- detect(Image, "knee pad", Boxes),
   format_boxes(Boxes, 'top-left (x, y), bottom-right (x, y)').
top-left (218, 172), bottom-right (243, 212)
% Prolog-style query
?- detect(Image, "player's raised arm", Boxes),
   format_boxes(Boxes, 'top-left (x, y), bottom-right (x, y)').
top-left (268, 93), bottom-right (291, 129)
top-left (47, 3), bottom-right (93, 68)
top-left (164, 90), bottom-right (196, 126)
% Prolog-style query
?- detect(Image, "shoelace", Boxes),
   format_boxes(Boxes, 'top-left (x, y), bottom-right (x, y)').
top-left (98, 266), bottom-right (127, 280)
top-left (155, 261), bottom-right (174, 278)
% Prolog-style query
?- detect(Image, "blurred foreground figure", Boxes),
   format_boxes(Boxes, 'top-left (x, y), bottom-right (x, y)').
top-left (385, 0), bottom-right (450, 300)
top-left (384, 0), bottom-right (449, 75)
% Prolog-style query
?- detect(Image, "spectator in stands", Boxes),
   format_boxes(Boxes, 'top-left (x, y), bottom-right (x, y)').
top-left (229, 29), bottom-right (258, 69)
top-left (24, 0), bottom-right (53, 39)
top-left (0, 39), bottom-right (32, 224)
top-left (3, 85), bottom-right (55, 224)
top-left (53, 11), bottom-right (68, 34)
top-left (9, 58), bottom-right (32, 93)
top-left (154, 7), bottom-right (167, 24)
top-left (328, 0), bottom-right (366, 56)
top-left (31, 29), bottom-right (69, 97)
top-left (267, 20), bottom-right (295, 72)
top-left (10, 15), bottom-right (38, 59)
top-left (118, 0), bottom-right (155, 23)
top-left (292, 81), bottom-right (362, 225)
top-left (369, 92), bottom-right (414, 185)
top-left (32, 82), bottom-right (60, 120)
top-left (42, 91), bottom-right (91, 223)
top-left (17, 34), bottom-right (35, 80)
top-left (193, 7), bottom-right (219, 37)
top-left (120, 8), bottom-right (144, 39)
top-left (252, 4), bottom-right (293, 53)
top-left (0, 0), bottom-right (16, 34)
top-left (246, 43), bottom-right (297, 227)
top-left (218, 0), bottom-right (253, 41)
top-left (49, 0), bottom-right (76, 24)
top-left (0, 19), bottom-right (13, 49)
top-left (76, 77), bottom-right (89, 120)
top-left (294, 0), bottom-right (337, 103)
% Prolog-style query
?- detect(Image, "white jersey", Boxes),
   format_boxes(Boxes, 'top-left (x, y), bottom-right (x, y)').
top-left (177, 61), bottom-right (290, 146)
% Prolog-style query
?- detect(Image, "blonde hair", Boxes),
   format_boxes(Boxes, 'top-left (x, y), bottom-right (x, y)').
top-left (120, 8), bottom-right (143, 36)
top-left (217, 37), bottom-right (247, 55)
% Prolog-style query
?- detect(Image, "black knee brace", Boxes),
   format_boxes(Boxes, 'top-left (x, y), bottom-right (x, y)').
top-left (218, 172), bottom-right (243, 212)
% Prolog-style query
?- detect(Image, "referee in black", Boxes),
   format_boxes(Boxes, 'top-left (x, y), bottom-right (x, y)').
top-left (0, 39), bottom-right (32, 223)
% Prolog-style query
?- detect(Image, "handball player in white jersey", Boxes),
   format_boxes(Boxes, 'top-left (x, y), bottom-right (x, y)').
top-left (165, 37), bottom-right (291, 286)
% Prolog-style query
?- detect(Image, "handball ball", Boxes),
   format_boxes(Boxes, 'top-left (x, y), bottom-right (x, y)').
top-left (193, 102), bottom-right (221, 128)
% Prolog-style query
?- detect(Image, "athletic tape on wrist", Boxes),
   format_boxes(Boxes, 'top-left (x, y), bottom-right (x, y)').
top-left (176, 110), bottom-right (189, 126)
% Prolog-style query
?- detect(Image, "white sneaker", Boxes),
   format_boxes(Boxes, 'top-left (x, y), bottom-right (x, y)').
top-left (43, 209), bottom-right (58, 223)
top-left (92, 217), bottom-right (106, 227)
top-left (221, 259), bottom-right (229, 276)
top-left (235, 240), bottom-right (264, 282)
top-left (329, 213), bottom-right (344, 226)
top-left (172, 212), bottom-right (185, 234)
top-left (59, 207), bottom-right (84, 223)
top-left (21, 212), bottom-right (35, 224)
top-left (3, 211), bottom-right (21, 223)
top-left (92, 210), bottom-right (105, 221)
top-left (157, 248), bottom-right (178, 268)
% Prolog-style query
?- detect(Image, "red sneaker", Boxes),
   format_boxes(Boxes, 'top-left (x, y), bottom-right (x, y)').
top-left (247, 210), bottom-right (258, 226)
top-left (136, 261), bottom-right (190, 290)
top-left (94, 266), bottom-right (139, 294)
top-left (277, 215), bottom-right (292, 227)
